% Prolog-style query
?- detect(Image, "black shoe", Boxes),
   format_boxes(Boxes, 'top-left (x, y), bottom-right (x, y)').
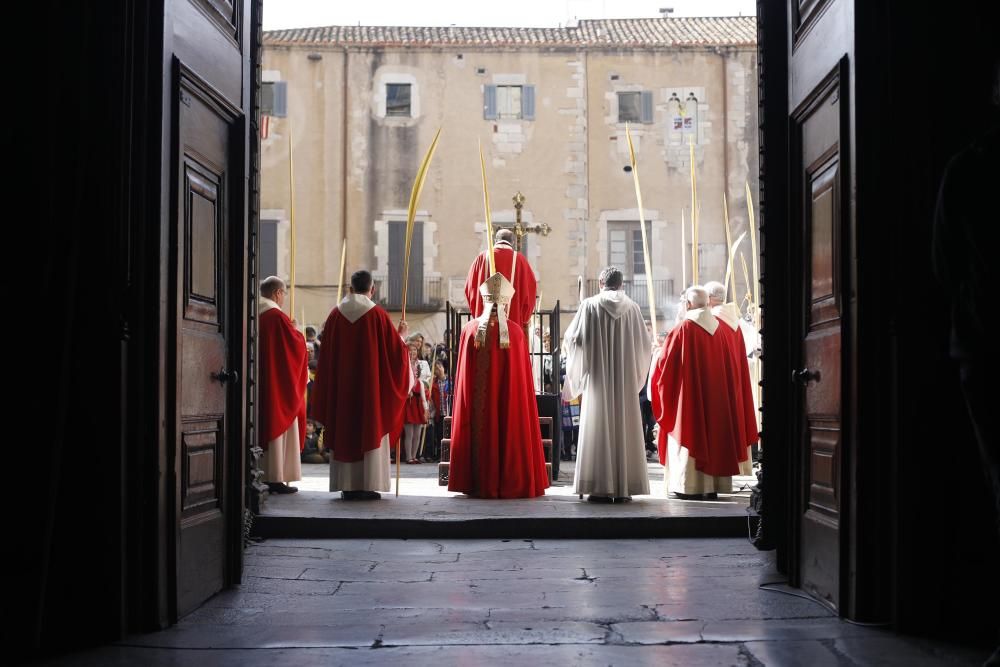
top-left (670, 491), bottom-right (713, 501)
top-left (342, 490), bottom-right (381, 500)
top-left (613, 496), bottom-right (632, 503)
top-left (268, 482), bottom-right (298, 494)
top-left (587, 495), bottom-right (613, 503)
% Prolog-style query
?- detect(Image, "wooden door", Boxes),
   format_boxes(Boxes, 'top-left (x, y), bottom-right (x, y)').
top-left (788, 0), bottom-right (853, 612)
top-left (166, 0), bottom-right (251, 618)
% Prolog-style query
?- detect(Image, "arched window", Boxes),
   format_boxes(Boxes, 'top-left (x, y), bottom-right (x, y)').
top-left (668, 92), bottom-right (683, 132)
top-left (682, 92), bottom-right (699, 136)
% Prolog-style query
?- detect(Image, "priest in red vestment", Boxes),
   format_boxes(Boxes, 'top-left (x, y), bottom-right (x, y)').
top-left (651, 285), bottom-right (749, 499)
top-left (465, 228), bottom-right (537, 332)
top-left (705, 281), bottom-right (760, 475)
top-left (258, 276), bottom-right (309, 494)
top-left (311, 270), bottom-right (413, 500)
top-left (448, 271), bottom-right (549, 498)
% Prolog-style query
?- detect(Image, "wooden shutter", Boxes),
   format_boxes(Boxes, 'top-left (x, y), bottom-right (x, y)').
top-left (522, 85), bottom-right (535, 120)
top-left (640, 90), bottom-right (654, 124)
top-left (484, 85), bottom-right (497, 120)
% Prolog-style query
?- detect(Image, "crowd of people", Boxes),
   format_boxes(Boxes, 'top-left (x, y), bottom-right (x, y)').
top-left (256, 227), bottom-right (759, 502)
top-left (301, 323), bottom-right (453, 467)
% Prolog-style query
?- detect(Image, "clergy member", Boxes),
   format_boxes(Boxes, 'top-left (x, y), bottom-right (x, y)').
top-left (311, 270), bottom-right (413, 500)
top-left (651, 285), bottom-right (749, 499)
top-left (705, 281), bottom-right (759, 475)
top-left (448, 270), bottom-right (549, 498)
top-left (258, 276), bottom-right (309, 494)
top-left (465, 228), bottom-right (537, 333)
top-left (563, 266), bottom-right (652, 503)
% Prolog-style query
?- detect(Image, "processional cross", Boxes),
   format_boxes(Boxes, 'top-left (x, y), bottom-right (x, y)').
top-left (511, 191), bottom-right (551, 252)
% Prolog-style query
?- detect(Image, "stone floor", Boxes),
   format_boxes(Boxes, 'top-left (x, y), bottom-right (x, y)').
top-left (38, 538), bottom-right (992, 666)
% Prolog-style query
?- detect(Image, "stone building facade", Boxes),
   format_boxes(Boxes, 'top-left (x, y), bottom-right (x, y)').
top-left (261, 17), bottom-right (758, 339)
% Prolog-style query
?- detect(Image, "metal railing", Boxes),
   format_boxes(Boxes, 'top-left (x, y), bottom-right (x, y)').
top-left (373, 275), bottom-right (444, 312)
top-left (585, 278), bottom-right (676, 310)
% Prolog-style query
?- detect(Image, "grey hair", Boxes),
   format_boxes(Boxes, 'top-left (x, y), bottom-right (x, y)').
top-left (599, 266), bottom-right (624, 290)
top-left (495, 228), bottom-right (515, 245)
top-left (685, 285), bottom-right (709, 308)
top-left (704, 281), bottom-right (726, 303)
top-left (260, 275), bottom-right (285, 298)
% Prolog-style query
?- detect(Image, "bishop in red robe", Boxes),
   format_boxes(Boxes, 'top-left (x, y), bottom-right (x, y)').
top-left (258, 276), bottom-right (309, 494)
top-left (706, 281), bottom-right (760, 475)
top-left (465, 228), bottom-right (537, 331)
top-left (651, 285), bottom-right (749, 499)
top-left (448, 271), bottom-right (549, 498)
top-left (311, 270), bottom-right (413, 500)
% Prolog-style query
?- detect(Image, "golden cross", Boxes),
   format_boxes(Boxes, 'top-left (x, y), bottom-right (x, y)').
top-left (511, 191), bottom-right (551, 252)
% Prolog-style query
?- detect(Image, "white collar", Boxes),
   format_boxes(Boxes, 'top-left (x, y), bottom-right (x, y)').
top-left (711, 303), bottom-right (740, 331)
top-left (259, 297), bottom-right (281, 314)
top-left (685, 307), bottom-right (719, 335)
top-left (338, 292), bottom-right (376, 324)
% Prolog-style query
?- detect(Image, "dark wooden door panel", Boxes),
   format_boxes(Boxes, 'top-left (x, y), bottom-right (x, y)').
top-left (174, 59), bottom-right (242, 619)
top-left (790, 28), bottom-right (850, 610)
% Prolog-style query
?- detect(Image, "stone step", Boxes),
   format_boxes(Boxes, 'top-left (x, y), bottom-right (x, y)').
top-left (253, 506), bottom-right (750, 540)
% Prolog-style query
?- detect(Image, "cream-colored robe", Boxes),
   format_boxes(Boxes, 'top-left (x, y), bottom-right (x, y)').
top-left (564, 290), bottom-right (652, 497)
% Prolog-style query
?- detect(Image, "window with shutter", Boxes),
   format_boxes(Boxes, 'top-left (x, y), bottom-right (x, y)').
top-left (640, 90), bottom-right (654, 124)
top-left (608, 221), bottom-right (647, 279)
top-left (618, 92), bottom-right (642, 123)
top-left (483, 85), bottom-right (497, 120)
top-left (260, 220), bottom-right (278, 278)
top-left (522, 85), bottom-right (535, 120)
top-left (387, 221), bottom-right (423, 307)
top-left (261, 81), bottom-right (287, 117)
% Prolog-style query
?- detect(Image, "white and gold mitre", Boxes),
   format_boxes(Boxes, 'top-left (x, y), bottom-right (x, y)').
top-left (475, 271), bottom-right (516, 349)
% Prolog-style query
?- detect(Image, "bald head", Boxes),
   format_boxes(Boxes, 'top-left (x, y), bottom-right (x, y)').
top-left (495, 228), bottom-right (515, 245)
top-left (704, 281), bottom-right (726, 306)
top-left (261, 276), bottom-right (285, 298)
top-left (685, 285), bottom-right (709, 309)
top-left (261, 276), bottom-right (286, 306)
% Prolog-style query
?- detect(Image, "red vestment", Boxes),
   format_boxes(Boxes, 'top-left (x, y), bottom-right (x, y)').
top-left (258, 307), bottom-right (309, 451)
top-left (651, 313), bottom-right (748, 476)
top-left (447, 316), bottom-right (549, 498)
top-left (712, 311), bottom-right (759, 452)
top-left (311, 304), bottom-right (411, 463)
top-left (465, 243), bottom-right (537, 328)
top-left (403, 389), bottom-right (426, 424)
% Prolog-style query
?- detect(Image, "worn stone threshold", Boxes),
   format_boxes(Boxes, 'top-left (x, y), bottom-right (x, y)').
top-left (253, 463), bottom-right (756, 539)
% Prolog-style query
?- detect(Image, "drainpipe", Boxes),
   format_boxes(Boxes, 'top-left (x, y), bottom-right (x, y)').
top-left (341, 47), bottom-right (349, 289)
top-left (721, 48), bottom-right (730, 223)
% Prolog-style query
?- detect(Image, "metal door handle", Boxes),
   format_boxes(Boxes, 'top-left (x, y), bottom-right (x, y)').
top-left (211, 368), bottom-right (239, 384)
top-left (792, 368), bottom-right (821, 384)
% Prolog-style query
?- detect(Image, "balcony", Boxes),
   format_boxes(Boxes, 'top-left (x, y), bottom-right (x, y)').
top-left (585, 278), bottom-right (678, 320)
top-left (373, 275), bottom-right (444, 312)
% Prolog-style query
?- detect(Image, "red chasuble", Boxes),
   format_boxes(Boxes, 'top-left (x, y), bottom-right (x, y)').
top-left (447, 317), bottom-right (549, 498)
top-left (258, 307), bottom-right (309, 451)
top-left (712, 308), bottom-right (760, 452)
top-left (650, 312), bottom-right (748, 477)
top-left (465, 243), bottom-right (537, 328)
top-left (311, 304), bottom-right (411, 463)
